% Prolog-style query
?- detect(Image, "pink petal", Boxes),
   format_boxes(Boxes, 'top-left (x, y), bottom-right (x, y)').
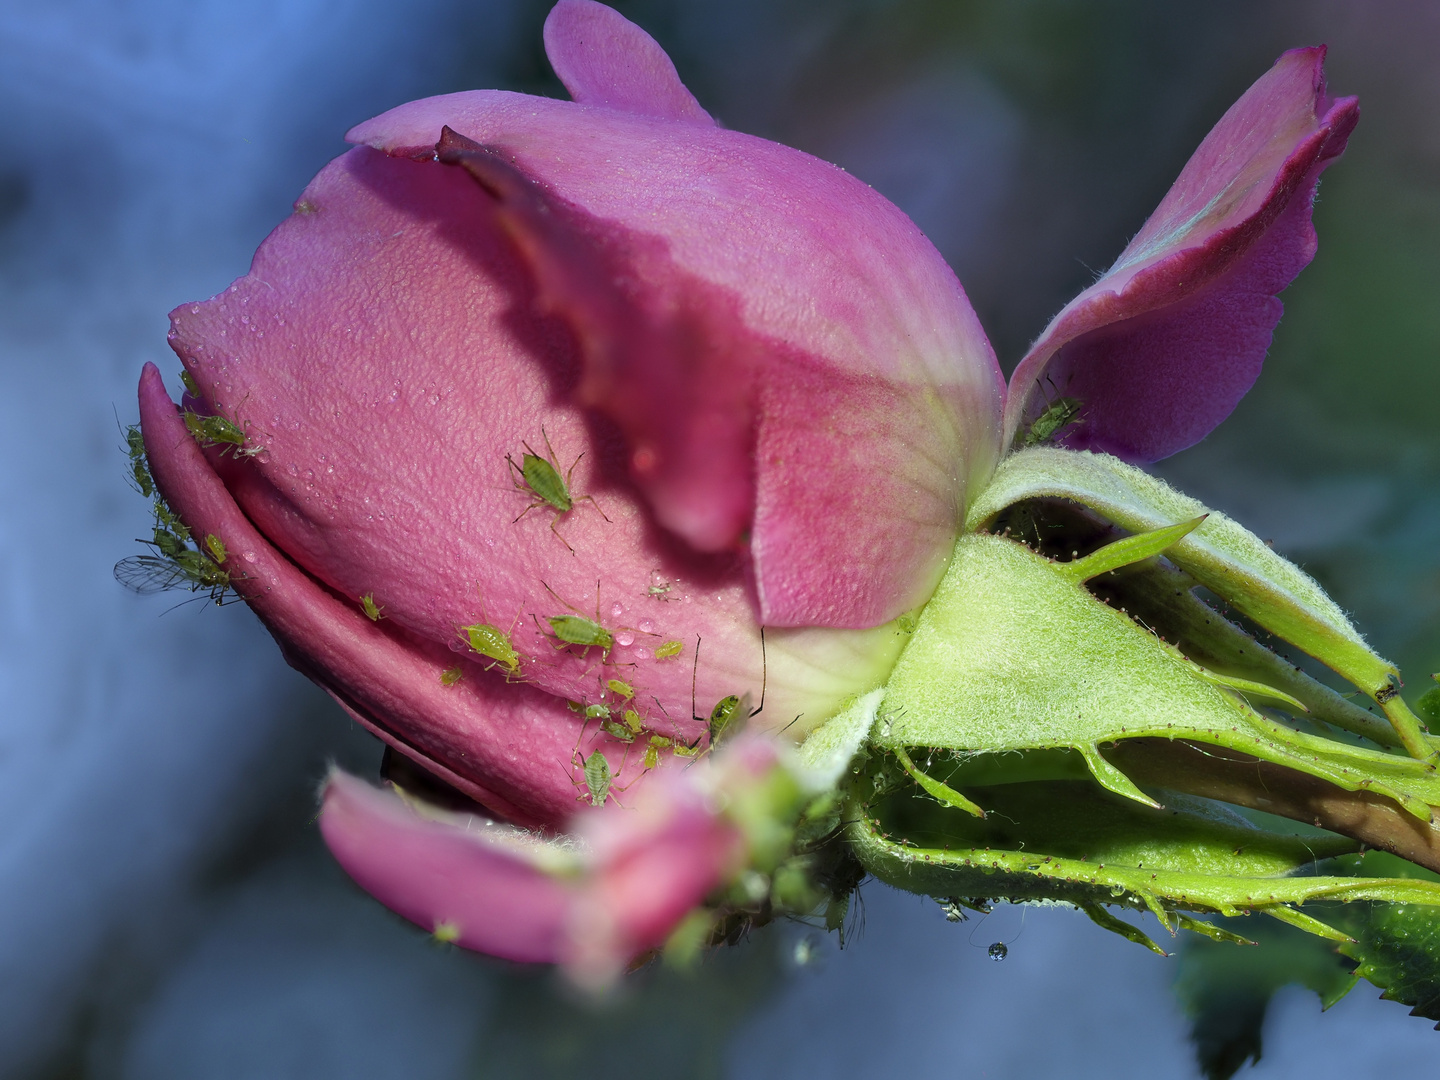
top-left (1004, 47), bottom-right (1358, 460)
top-left (319, 770), bottom-right (574, 962)
top-left (139, 362), bottom-right (637, 829)
top-left (564, 736), bottom-right (776, 983)
top-left (365, 108), bottom-right (1003, 628)
top-left (543, 0), bottom-right (713, 126)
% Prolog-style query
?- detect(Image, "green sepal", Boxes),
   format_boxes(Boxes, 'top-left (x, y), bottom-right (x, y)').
top-left (966, 448), bottom-right (1435, 760)
top-left (879, 532), bottom-right (1440, 820)
top-left (1079, 900), bottom-right (1170, 956)
top-left (844, 766), bottom-right (1440, 933)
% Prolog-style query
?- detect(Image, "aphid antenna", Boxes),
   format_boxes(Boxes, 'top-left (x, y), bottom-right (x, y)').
top-left (751, 627), bottom-right (768, 720)
top-left (690, 634), bottom-right (703, 724)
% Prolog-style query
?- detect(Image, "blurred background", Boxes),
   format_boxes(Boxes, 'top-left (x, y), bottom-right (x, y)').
top-left (2, 0), bottom-right (1438, 1076)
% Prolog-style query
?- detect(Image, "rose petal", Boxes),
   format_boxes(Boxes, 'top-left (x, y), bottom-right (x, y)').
top-left (563, 735), bottom-right (776, 984)
top-left (1004, 47), bottom-right (1358, 460)
top-left (543, 0), bottom-right (713, 125)
top-left (139, 362), bottom-right (635, 828)
top-left (404, 118), bottom-right (1002, 627)
top-left (165, 149), bottom-right (903, 743)
top-left (319, 770), bottom-right (576, 962)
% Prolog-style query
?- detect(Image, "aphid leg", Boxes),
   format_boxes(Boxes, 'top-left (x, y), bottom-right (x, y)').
top-left (546, 513), bottom-right (577, 555)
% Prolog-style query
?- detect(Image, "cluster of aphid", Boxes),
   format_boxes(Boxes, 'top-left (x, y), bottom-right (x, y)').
top-left (177, 370), bottom-right (263, 459)
top-left (113, 423), bottom-right (234, 604)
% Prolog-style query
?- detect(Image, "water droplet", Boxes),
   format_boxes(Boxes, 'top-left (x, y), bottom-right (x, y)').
top-left (610, 602), bottom-right (623, 618)
top-left (615, 631), bottom-right (635, 647)
top-left (638, 618), bottom-right (655, 634)
top-left (988, 942), bottom-right (1008, 962)
top-left (633, 647), bottom-right (652, 660)
top-left (792, 935), bottom-right (821, 967)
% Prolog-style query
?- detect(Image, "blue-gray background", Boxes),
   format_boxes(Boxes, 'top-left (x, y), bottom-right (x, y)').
top-left (3, 1), bottom-right (1438, 1076)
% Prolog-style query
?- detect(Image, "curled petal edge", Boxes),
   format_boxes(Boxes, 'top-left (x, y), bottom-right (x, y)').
top-left (1003, 47), bottom-right (1359, 460)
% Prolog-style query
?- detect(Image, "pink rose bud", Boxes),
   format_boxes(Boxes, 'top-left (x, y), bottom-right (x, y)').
top-left (135, 0), bottom-right (1361, 974)
top-left (139, 0), bottom-right (1003, 830)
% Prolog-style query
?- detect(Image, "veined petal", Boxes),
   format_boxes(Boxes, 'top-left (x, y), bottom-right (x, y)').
top-left (543, 0), bottom-right (713, 125)
top-left (319, 770), bottom-right (578, 961)
top-left (1004, 47), bottom-right (1358, 460)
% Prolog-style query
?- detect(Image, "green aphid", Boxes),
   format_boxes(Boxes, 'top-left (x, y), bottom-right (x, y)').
top-left (896, 612), bottom-right (919, 635)
top-left (179, 369), bottom-right (200, 396)
top-left (623, 709), bottom-right (644, 733)
top-left (124, 424), bottom-right (155, 498)
top-left (114, 548), bottom-right (232, 604)
top-left (548, 614), bottom-right (613, 656)
top-left (708, 695), bottom-right (743, 745)
top-left (655, 640), bottom-right (684, 660)
top-left (360, 593), bottom-right (384, 621)
top-left (643, 733), bottom-right (675, 770)
top-left (584, 703), bottom-right (612, 720)
top-left (607, 678), bottom-right (635, 700)
top-left (432, 920), bottom-right (461, 944)
top-left (582, 750), bottom-right (612, 807)
top-left (507, 428), bottom-right (610, 551)
top-left (183, 409), bottom-right (251, 453)
top-left (1020, 396), bottom-right (1084, 448)
top-left (151, 525), bottom-right (189, 559)
top-left (461, 622), bottom-right (521, 675)
top-left (440, 666), bottom-right (464, 687)
top-left (601, 718), bottom-right (635, 743)
top-left (204, 533), bottom-right (227, 564)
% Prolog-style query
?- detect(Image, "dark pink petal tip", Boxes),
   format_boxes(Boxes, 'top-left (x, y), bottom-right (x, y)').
top-left (543, 0), bottom-right (713, 125)
top-left (319, 770), bottom-right (574, 962)
top-left (1004, 46), bottom-right (1358, 461)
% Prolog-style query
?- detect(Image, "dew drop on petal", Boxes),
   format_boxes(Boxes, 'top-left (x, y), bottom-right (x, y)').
top-left (610, 602), bottom-right (623, 619)
top-left (638, 618), bottom-right (655, 634)
top-left (615, 631), bottom-right (635, 647)
top-left (988, 942), bottom-right (1008, 962)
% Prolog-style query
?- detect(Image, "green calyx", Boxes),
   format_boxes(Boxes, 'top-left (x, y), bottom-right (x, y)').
top-left (838, 446), bottom-right (1440, 1002)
